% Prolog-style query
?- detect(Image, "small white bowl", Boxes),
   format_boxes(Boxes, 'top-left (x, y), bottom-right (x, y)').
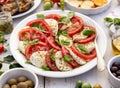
top-left (0, 68), bottom-right (39, 88)
top-left (107, 55), bottom-right (120, 88)
top-left (65, 0), bottom-right (112, 15)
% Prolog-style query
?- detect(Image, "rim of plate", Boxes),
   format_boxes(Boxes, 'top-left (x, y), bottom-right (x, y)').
top-left (10, 10), bottom-right (107, 78)
top-left (12, 0), bottom-right (41, 19)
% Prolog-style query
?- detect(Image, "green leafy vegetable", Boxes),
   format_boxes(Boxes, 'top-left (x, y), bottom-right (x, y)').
top-left (25, 61), bottom-right (33, 65)
top-left (55, 36), bottom-right (60, 45)
top-left (60, 40), bottom-right (70, 46)
top-left (114, 18), bottom-right (120, 25)
top-left (64, 55), bottom-right (72, 62)
top-left (9, 63), bottom-right (22, 69)
top-left (82, 29), bottom-right (95, 36)
top-left (37, 14), bottom-right (45, 19)
top-left (59, 16), bottom-right (70, 23)
top-left (0, 63), bottom-right (2, 69)
top-left (50, 49), bottom-right (56, 61)
top-left (76, 44), bottom-right (87, 53)
top-left (68, 11), bottom-right (75, 19)
top-left (23, 39), bottom-right (30, 45)
top-left (31, 39), bottom-right (39, 45)
top-left (0, 71), bottom-right (4, 76)
top-left (58, 30), bottom-right (68, 37)
top-left (3, 55), bottom-right (15, 63)
top-left (32, 23), bottom-right (45, 32)
top-left (104, 17), bottom-right (113, 22)
top-left (41, 65), bottom-right (50, 71)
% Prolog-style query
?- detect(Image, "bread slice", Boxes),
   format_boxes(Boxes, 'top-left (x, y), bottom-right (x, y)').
top-left (93, 0), bottom-right (107, 7)
top-left (68, 0), bottom-right (82, 8)
top-left (80, 1), bottom-right (95, 9)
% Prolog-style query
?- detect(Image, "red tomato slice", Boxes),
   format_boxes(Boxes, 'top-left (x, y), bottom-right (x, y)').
top-left (47, 36), bottom-right (61, 50)
top-left (26, 19), bottom-right (53, 36)
top-left (46, 14), bottom-right (61, 21)
top-left (25, 42), bottom-right (49, 59)
top-left (0, 0), bottom-right (10, 5)
top-left (67, 16), bottom-right (84, 36)
top-left (45, 51), bottom-right (59, 71)
top-left (61, 46), bottom-right (79, 68)
top-left (52, 0), bottom-right (59, 3)
top-left (75, 26), bottom-right (96, 44)
top-left (70, 45), bottom-right (96, 61)
top-left (0, 44), bottom-right (4, 53)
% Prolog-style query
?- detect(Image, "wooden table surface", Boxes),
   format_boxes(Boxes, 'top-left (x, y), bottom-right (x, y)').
top-left (1, 0), bottom-right (119, 88)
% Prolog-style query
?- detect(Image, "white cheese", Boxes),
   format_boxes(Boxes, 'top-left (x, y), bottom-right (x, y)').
top-left (55, 51), bottom-right (72, 71)
top-left (61, 22), bottom-right (72, 30)
top-left (85, 42), bottom-right (95, 53)
top-left (18, 41), bottom-right (26, 54)
top-left (30, 51), bottom-right (47, 68)
top-left (45, 19), bottom-right (58, 36)
top-left (66, 47), bottom-right (86, 65)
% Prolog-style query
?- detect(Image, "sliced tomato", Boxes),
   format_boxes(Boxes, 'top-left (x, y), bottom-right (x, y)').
top-left (75, 26), bottom-right (96, 44)
top-left (47, 36), bottom-right (61, 50)
top-left (46, 14), bottom-right (61, 21)
top-left (67, 16), bottom-right (84, 36)
top-left (25, 42), bottom-right (49, 59)
top-left (45, 51), bottom-right (59, 71)
top-left (71, 45), bottom-right (96, 61)
top-left (26, 19), bottom-right (53, 36)
top-left (58, 23), bottom-right (64, 30)
top-left (61, 46), bottom-right (79, 68)
top-left (0, 44), bottom-right (4, 53)
top-left (52, 0), bottom-right (59, 3)
top-left (0, 0), bottom-right (10, 5)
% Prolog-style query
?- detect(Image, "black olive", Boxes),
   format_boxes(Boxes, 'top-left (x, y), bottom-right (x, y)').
top-left (116, 70), bottom-right (120, 75)
top-left (112, 73), bottom-right (117, 77)
top-left (113, 62), bottom-right (120, 67)
top-left (110, 66), bottom-right (118, 72)
top-left (117, 76), bottom-right (120, 79)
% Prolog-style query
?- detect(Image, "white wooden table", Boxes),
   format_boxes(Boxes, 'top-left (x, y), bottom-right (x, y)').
top-left (2, 0), bottom-right (119, 88)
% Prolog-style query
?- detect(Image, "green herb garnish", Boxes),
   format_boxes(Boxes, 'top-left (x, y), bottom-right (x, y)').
top-left (68, 11), bottom-right (75, 19)
top-left (23, 39), bottom-right (30, 45)
top-left (60, 40), bottom-right (70, 46)
top-left (0, 71), bottom-right (4, 76)
top-left (31, 39), bottom-right (39, 45)
top-left (32, 23), bottom-right (45, 32)
top-left (64, 55), bottom-right (73, 62)
top-left (9, 63), bottom-right (22, 69)
top-left (3, 55), bottom-right (15, 63)
top-left (58, 30), bottom-right (68, 37)
top-left (36, 14), bottom-right (45, 19)
top-left (55, 35), bottom-right (61, 45)
top-left (104, 17), bottom-right (113, 23)
top-left (76, 44), bottom-right (87, 53)
top-left (50, 49), bottom-right (56, 61)
top-left (25, 61), bottom-right (33, 65)
top-left (114, 18), bottom-right (120, 25)
top-left (59, 16), bottom-right (70, 23)
top-left (41, 65), bottom-right (50, 71)
top-left (82, 29), bottom-right (95, 36)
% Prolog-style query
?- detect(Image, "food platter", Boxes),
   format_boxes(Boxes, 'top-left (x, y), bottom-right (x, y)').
top-left (10, 10), bottom-right (107, 78)
top-left (12, 0), bottom-right (42, 19)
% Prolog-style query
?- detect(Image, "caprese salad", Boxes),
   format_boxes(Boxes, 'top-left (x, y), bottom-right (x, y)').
top-left (18, 12), bottom-right (97, 71)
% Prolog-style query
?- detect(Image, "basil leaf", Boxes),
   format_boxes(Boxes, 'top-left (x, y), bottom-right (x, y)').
top-left (0, 71), bottom-right (4, 76)
top-left (36, 14), bottom-right (45, 19)
top-left (58, 30), bottom-right (68, 37)
top-left (55, 36), bottom-right (61, 45)
top-left (76, 44), bottom-right (87, 53)
top-left (58, 16), bottom-right (70, 23)
top-left (9, 63), bottom-right (22, 69)
top-left (50, 49), bottom-right (55, 61)
top-left (23, 39), bottom-right (30, 45)
top-left (64, 55), bottom-right (72, 62)
top-left (82, 29), bottom-right (95, 36)
top-left (104, 17), bottom-right (113, 23)
top-left (25, 61), bottom-right (33, 65)
top-left (32, 23), bottom-right (45, 32)
top-left (114, 18), bottom-right (120, 25)
top-left (31, 39), bottom-right (39, 45)
top-left (0, 63), bottom-right (2, 69)
top-left (4, 55), bottom-right (15, 63)
top-left (41, 65), bottom-right (50, 71)
top-left (61, 40), bottom-right (70, 46)
top-left (68, 11), bottom-right (75, 19)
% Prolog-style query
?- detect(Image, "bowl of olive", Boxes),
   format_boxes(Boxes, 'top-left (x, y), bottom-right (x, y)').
top-left (0, 68), bottom-right (39, 88)
top-left (107, 55), bottom-right (120, 88)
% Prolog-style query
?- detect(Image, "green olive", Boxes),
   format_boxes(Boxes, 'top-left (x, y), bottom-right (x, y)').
top-left (25, 80), bottom-right (34, 87)
top-left (11, 85), bottom-right (17, 88)
top-left (44, 2), bottom-right (52, 10)
top-left (18, 76), bottom-right (27, 82)
top-left (76, 80), bottom-right (83, 88)
top-left (2, 84), bottom-right (10, 88)
top-left (93, 84), bottom-right (102, 88)
top-left (81, 82), bottom-right (92, 88)
top-left (7, 78), bottom-right (17, 85)
top-left (17, 82), bottom-right (28, 88)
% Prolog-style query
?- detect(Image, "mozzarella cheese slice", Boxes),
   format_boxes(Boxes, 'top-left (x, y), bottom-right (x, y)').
top-left (73, 33), bottom-right (88, 41)
top-left (18, 41), bottom-right (26, 54)
top-left (59, 35), bottom-right (73, 47)
top-left (55, 51), bottom-right (72, 71)
top-left (61, 22), bottom-right (72, 30)
top-left (45, 19), bottom-right (58, 36)
top-left (30, 51), bottom-right (47, 68)
top-left (66, 47), bottom-right (86, 65)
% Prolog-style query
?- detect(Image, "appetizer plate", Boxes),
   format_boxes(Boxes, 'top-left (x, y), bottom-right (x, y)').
top-left (12, 0), bottom-right (41, 19)
top-left (10, 10), bottom-right (107, 78)
top-left (65, 0), bottom-right (112, 15)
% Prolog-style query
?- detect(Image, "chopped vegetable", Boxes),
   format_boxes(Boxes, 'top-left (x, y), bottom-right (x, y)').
top-left (58, 30), bottom-right (68, 37)
top-left (61, 40), bottom-right (70, 46)
top-left (25, 61), bottom-right (33, 65)
top-left (50, 49), bottom-right (56, 61)
top-left (41, 65), bottom-right (50, 71)
top-left (64, 55), bottom-right (72, 62)
top-left (82, 29), bottom-right (95, 36)
top-left (76, 44), bottom-right (87, 53)
top-left (37, 14), bottom-right (45, 19)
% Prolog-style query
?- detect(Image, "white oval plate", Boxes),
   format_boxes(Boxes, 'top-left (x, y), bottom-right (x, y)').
top-left (10, 10), bottom-right (107, 78)
top-left (12, 0), bottom-right (41, 19)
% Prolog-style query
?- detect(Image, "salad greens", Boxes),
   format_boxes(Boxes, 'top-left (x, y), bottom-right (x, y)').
top-left (82, 29), bottom-right (95, 36)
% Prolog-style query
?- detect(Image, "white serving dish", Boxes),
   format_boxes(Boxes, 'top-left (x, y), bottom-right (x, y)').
top-left (10, 10), bottom-right (107, 78)
top-left (65, 0), bottom-right (112, 15)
